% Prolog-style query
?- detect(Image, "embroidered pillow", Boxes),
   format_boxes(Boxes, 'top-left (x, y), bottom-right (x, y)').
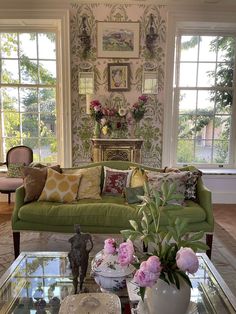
top-left (38, 168), bottom-right (82, 203)
top-left (23, 165), bottom-right (61, 202)
top-left (103, 166), bottom-right (132, 195)
top-left (7, 162), bottom-right (25, 178)
top-left (145, 171), bottom-right (189, 199)
top-left (63, 166), bottom-right (102, 200)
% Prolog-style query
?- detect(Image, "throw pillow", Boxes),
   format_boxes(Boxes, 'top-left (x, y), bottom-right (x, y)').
top-left (7, 162), bottom-right (24, 178)
top-left (124, 186), bottom-right (145, 204)
top-left (23, 165), bottom-right (62, 202)
top-left (129, 167), bottom-right (147, 188)
top-left (145, 171), bottom-right (189, 200)
top-left (38, 168), bottom-right (82, 203)
top-left (63, 166), bottom-right (102, 200)
top-left (103, 166), bottom-right (132, 195)
top-left (184, 171), bottom-right (201, 200)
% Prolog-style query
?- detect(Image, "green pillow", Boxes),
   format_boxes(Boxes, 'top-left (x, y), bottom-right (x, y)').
top-left (7, 162), bottom-right (24, 178)
top-left (124, 186), bottom-right (144, 204)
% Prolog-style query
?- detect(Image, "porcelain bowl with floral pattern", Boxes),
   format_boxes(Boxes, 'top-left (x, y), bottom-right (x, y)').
top-left (91, 249), bottom-right (135, 292)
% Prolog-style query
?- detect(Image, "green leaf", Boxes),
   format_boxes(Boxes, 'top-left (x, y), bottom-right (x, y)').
top-left (188, 231), bottom-right (205, 242)
top-left (177, 271), bottom-right (193, 288)
top-left (140, 287), bottom-right (146, 301)
top-left (129, 220), bottom-right (139, 231)
top-left (173, 272), bottom-right (180, 289)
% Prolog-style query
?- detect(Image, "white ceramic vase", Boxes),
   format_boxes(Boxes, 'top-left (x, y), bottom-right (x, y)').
top-left (145, 278), bottom-right (191, 314)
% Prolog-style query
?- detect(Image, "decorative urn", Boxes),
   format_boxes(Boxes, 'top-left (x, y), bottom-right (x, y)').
top-left (91, 250), bottom-right (135, 292)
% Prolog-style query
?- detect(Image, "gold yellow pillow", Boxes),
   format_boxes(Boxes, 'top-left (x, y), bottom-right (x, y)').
top-left (38, 168), bottom-right (82, 203)
top-left (129, 167), bottom-right (147, 188)
top-left (63, 166), bottom-right (102, 200)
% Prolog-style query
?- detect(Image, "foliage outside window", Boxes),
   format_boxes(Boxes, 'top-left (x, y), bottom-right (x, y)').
top-left (174, 34), bottom-right (235, 166)
top-left (0, 32), bottom-right (57, 163)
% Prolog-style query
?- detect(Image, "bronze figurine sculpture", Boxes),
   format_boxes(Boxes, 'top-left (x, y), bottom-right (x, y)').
top-left (68, 225), bottom-right (93, 293)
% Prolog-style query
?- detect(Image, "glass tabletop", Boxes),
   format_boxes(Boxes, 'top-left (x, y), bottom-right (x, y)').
top-left (0, 251), bottom-right (130, 314)
top-left (127, 253), bottom-right (236, 314)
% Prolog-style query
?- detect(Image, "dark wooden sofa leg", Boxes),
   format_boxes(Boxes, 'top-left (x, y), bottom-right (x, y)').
top-left (206, 233), bottom-right (213, 259)
top-left (13, 232), bottom-right (20, 259)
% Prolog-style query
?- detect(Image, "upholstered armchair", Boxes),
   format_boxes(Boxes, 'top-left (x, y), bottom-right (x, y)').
top-left (0, 146), bottom-right (33, 203)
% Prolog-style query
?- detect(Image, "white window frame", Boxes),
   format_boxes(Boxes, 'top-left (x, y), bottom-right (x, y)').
top-left (163, 9), bottom-right (236, 169)
top-left (0, 9), bottom-right (71, 167)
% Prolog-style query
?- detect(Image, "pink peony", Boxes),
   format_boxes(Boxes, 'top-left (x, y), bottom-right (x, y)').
top-left (138, 95), bottom-right (148, 102)
top-left (117, 239), bottom-right (134, 266)
top-left (133, 268), bottom-right (159, 287)
top-left (145, 255), bottom-right (162, 274)
top-left (176, 247), bottom-right (199, 274)
top-left (104, 238), bottom-right (116, 255)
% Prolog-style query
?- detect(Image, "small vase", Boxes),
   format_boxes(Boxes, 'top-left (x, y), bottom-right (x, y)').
top-left (130, 122), bottom-right (137, 138)
top-left (93, 121), bottom-right (100, 138)
top-left (145, 278), bottom-right (191, 314)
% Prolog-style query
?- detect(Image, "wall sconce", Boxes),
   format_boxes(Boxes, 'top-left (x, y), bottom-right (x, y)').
top-left (145, 14), bottom-right (158, 54)
top-left (78, 16), bottom-right (91, 58)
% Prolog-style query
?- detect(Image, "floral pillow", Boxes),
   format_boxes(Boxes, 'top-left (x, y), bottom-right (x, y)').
top-left (103, 167), bottom-right (132, 196)
top-left (7, 162), bottom-right (25, 178)
top-left (184, 171), bottom-right (201, 200)
top-left (145, 171), bottom-right (189, 201)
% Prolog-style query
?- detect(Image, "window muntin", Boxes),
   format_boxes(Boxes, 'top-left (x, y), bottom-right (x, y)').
top-left (174, 35), bottom-right (235, 166)
top-left (0, 32), bottom-right (57, 163)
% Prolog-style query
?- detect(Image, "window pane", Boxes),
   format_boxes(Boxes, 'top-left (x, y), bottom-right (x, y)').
top-left (217, 37), bottom-right (235, 62)
top-left (178, 115), bottom-right (195, 139)
top-left (5, 138), bottom-right (21, 151)
top-left (179, 63), bottom-right (197, 87)
top-left (19, 33), bottom-right (37, 59)
top-left (1, 87), bottom-right (18, 111)
top-left (214, 115), bottom-right (230, 140)
top-left (215, 90), bottom-right (232, 114)
top-left (213, 140), bottom-right (229, 163)
top-left (180, 36), bottom-right (199, 61)
top-left (38, 33), bottom-right (56, 60)
top-left (22, 113), bottom-right (39, 136)
top-left (1, 60), bottom-right (19, 83)
top-left (39, 61), bottom-right (56, 84)
top-left (199, 36), bottom-right (217, 62)
top-left (40, 114), bottom-right (56, 136)
top-left (0, 33), bottom-right (18, 58)
top-left (20, 88), bottom-right (38, 112)
top-left (177, 139), bottom-right (194, 163)
top-left (39, 88), bottom-right (56, 112)
top-left (40, 138), bottom-right (57, 163)
top-left (197, 63), bottom-right (216, 87)
top-left (179, 90), bottom-right (196, 113)
top-left (3, 112), bottom-right (20, 136)
top-left (216, 62), bottom-right (233, 86)
top-left (20, 59), bottom-right (38, 84)
top-left (195, 139), bottom-right (212, 163)
top-left (197, 90), bottom-right (214, 111)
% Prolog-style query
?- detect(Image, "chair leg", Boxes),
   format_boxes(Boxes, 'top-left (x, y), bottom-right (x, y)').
top-left (8, 193), bottom-right (11, 204)
top-left (206, 233), bottom-right (213, 260)
top-left (13, 232), bottom-right (20, 259)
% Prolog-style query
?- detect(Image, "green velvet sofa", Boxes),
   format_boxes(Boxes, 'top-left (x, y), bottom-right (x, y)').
top-left (12, 161), bottom-right (214, 258)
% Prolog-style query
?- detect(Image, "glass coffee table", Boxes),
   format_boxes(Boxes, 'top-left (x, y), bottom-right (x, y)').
top-left (0, 252), bottom-right (236, 313)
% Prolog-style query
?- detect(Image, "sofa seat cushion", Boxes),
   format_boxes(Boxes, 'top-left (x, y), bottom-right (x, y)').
top-left (18, 196), bottom-right (139, 229)
top-left (18, 197), bottom-right (206, 229)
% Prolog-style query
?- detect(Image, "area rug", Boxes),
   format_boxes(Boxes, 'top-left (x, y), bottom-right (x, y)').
top-left (1, 221), bottom-right (236, 298)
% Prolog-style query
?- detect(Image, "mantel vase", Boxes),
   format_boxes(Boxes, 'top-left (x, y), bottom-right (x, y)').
top-left (145, 278), bottom-right (191, 314)
top-left (93, 121), bottom-right (100, 138)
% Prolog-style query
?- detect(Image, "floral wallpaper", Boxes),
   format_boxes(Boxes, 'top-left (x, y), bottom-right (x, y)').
top-left (70, 3), bottom-right (167, 167)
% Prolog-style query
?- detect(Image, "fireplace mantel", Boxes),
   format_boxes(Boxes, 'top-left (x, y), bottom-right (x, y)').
top-left (91, 138), bottom-right (143, 163)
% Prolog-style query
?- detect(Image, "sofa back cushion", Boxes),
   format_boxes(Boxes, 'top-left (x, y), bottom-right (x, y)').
top-left (63, 166), bottom-right (102, 200)
top-left (38, 168), bottom-right (82, 203)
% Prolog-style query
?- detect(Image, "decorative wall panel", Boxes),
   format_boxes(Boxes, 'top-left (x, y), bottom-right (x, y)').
top-left (70, 3), bottom-right (167, 167)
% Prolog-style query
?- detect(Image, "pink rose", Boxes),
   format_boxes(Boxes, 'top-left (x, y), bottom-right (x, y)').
top-left (176, 247), bottom-right (199, 274)
top-left (133, 269), bottom-right (159, 287)
top-left (145, 256), bottom-right (162, 274)
top-left (138, 95), bottom-right (148, 102)
top-left (104, 238), bottom-right (116, 255)
top-left (117, 239), bottom-right (134, 266)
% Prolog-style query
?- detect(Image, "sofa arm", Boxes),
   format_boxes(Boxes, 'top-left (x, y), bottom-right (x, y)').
top-left (197, 178), bottom-right (214, 230)
top-left (12, 186), bottom-right (25, 226)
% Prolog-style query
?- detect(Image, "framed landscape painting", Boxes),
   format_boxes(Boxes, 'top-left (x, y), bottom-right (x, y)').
top-left (97, 22), bottom-right (140, 58)
top-left (108, 63), bottom-right (130, 91)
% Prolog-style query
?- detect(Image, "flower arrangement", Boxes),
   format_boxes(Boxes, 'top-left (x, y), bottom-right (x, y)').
top-left (103, 182), bottom-right (208, 300)
top-left (131, 95), bottom-right (148, 122)
top-left (89, 95), bottom-right (148, 137)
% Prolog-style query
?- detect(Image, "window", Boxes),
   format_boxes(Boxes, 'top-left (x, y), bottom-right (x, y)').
top-left (172, 33), bottom-right (235, 167)
top-left (0, 32), bottom-right (57, 163)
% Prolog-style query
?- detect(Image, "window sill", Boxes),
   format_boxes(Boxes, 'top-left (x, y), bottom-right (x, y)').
top-left (199, 168), bottom-right (236, 175)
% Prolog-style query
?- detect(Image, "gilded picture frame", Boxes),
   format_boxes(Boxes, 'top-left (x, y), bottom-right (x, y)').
top-left (97, 21), bottom-right (140, 58)
top-left (108, 63), bottom-right (130, 92)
